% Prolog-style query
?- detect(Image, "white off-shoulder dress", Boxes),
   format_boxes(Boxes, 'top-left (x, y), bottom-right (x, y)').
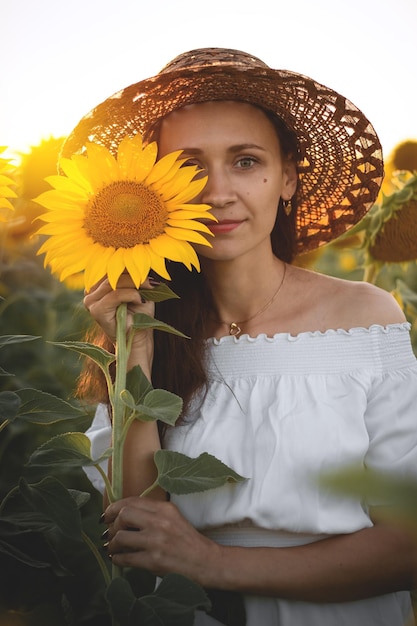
top-left (86, 324), bottom-right (417, 626)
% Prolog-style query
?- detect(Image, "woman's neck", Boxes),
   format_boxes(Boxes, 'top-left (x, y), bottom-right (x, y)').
top-left (202, 255), bottom-right (287, 337)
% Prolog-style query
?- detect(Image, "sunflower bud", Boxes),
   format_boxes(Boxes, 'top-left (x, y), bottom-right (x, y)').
top-left (364, 173), bottom-right (417, 264)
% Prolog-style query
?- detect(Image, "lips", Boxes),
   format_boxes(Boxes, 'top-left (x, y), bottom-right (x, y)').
top-left (206, 219), bottom-right (243, 234)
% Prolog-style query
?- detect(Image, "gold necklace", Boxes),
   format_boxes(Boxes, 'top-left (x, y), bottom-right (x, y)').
top-left (215, 263), bottom-right (287, 337)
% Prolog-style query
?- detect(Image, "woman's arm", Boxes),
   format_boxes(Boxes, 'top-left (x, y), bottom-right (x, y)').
top-left (103, 497), bottom-right (416, 603)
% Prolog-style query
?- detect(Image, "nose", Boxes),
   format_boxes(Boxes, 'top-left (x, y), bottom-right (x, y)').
top-left (200, 166), bottom-right (235, 209)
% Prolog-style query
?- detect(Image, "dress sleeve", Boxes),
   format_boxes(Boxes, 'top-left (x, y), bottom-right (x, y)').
top-left (83, 403), bottom-right (112, 494)
top-left (364, 328), bottom-right (417, 497)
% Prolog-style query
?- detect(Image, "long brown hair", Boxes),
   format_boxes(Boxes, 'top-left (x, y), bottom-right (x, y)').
top-left (76, 106), bottom-right (300, 413)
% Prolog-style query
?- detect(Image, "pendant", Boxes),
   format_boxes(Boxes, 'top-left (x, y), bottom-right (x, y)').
top-left (229, 322), bottom-right (241, 336)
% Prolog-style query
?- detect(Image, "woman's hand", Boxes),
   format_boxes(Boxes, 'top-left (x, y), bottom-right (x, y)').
top-left (84, 274), bottom-right (156, 343)
top-left (84, 274), bottom-right (157, 378)
top-left (103, 496), bottom-right (222, 585)
top-left (103, 498), bottom-right (416, 600)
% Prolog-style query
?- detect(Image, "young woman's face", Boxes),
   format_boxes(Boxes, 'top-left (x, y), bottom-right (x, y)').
top-left (157, 101), bottom-right (297, 263)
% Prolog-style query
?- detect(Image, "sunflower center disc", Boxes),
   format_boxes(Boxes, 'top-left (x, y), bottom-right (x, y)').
top-left (84, 180), bottom-right (168, 248)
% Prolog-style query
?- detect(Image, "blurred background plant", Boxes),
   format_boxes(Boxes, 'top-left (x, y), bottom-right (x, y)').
top-left (0, 135), bottom-right (417, 624)
top-left (296, 138), bottom-right (417, 354)
top-left (0, 138), bottom-right (107, 626)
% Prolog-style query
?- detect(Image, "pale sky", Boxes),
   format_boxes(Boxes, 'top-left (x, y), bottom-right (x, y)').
top-left (2, 0), bottom-right (417, 160)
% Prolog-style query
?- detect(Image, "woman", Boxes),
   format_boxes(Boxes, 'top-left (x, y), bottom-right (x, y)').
top-left (74, 49), bottom-right (417, 625)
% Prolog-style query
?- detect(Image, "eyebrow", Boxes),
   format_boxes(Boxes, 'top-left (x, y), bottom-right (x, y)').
top-left (180, 143), bottom-right (267, 154)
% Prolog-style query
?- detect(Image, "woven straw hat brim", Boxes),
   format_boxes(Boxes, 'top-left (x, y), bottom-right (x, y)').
top-left (61, 59), bottom-right (384, 254)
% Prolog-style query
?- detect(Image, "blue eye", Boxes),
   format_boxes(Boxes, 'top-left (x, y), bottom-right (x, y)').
top-left (236, 157), bottom-right (257, 168)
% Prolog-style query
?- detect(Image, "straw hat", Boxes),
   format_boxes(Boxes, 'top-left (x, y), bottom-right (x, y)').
top-left (61, 48), bottom-right (384, 254)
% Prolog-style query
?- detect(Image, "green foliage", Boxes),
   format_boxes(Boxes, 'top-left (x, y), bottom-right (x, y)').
top-left (0, 332), bottom-right (245, 625)
top-left (107, 575), bottom-right (211, 626)
top-left (154, 450), bottom-right (246, 495)
top-left (322, 466), bottom-right (417, 523)
top-left (0, 249), bottom-right (91, 396)
top-left (131, 312), bottom-right (189, 338)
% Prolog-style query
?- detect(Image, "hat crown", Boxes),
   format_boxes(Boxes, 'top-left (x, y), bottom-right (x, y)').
top-left (159, 48), bottom-right (270, 74)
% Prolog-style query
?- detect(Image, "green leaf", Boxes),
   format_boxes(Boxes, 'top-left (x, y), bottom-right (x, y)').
top-left (154, 573), bottom-right (211, 611)
top-left (0, 390), bottom-right (21, 421)
top-left (18, 477), bottom-right (84, 541)
top-left (0, 511), bottom-right (57, 533)
top-left (139, 283), bottom-right (180, 302)
top-left (106, 577), bottom-right (137, 623)
top-left (322, 466), bottom-right (417, 519)
top-left (68, 488), bottom-right (91, 510)
top-left (0, 336), bottom-right (41, 375)
top-left (28, 432), bottom-right (112, 468)
top-left (154, 450), bottom-right (247, 495)
top-left (0, 520), bottom-right (67, 570)
top-left (14, 388), bottom-right (86, 424)
top-left (121, 389), bottom-right (182, 426)
top-left (107, 574), bottom-right (210, 626)
top-left (49, 340), bottom-right (115, 373)
top-left (126, 365), bottom-right (153, 404)
top-left (0, 334), bottom-right (40, 348)
top-left (132, 313), bottom-right (189, 338)
top-left (142, 389), bottom-right (182, 425)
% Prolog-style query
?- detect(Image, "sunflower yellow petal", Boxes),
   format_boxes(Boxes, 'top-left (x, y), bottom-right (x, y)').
top-left (171, 202), bottom-right (213, 212)
top-left (167, 177), bottom-right (208, 204)
top-left (167, 208), bottom-right (216, 221)
top-left (164, 226), bottom-right (212, 246)
top-left (150, 235), bottom-right (200, 270)
top-left (123, 245), bottom-right (151, 287)
top-left (85, 143), bottom-right (119, 190)
top-left (145, 150), bottom-right (183, 185)
top-left (157, 170), bottom-right (207, 201)
top-left (36, 235), bottom-right (82, 251)
top-left (58, 157), bottom-right (93, 193)
top-left (0, 201), bottom-right (13, 212)
top-left (0, 187), bottom-right (17, 199)
top-left (144, 157), bottom-right (188, 189)
top-left (36, 223), bottom-right (75, 236)
top-left (39, 236), bottom-right (87, 261)
top-left (0, 174), bottom-right (15, 186)
top-left (44, 174), bottom-right (89, 197)
top-left (146, 245), bottom-right (171, 280)
top-left (34, 191), bottom-right (85, 212)
top-left (117, 136), bottom-right (158, 182)
top-left (166, 218), bottom-right (213, 234)
top-left (117, 135), bottom-right (140, 178)
top-left (84, 245), bottom-right (115, 290)
top-left (106, 247), bottom-right (127, 289)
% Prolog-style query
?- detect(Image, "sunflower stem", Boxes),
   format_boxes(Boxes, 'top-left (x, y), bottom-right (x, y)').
top-left (363, 262), bottom-right (378, 284)
top-left (111, 302), bottom-right (130, 586)
top-left (81, 530), bottom-right (112, 587)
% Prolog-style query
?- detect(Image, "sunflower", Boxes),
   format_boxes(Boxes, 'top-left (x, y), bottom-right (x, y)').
top-left (364, 173), bottom-right (417, 264)
top-left (34, 135), bottom-right (216, 290)
top-left (0, 147), bottom-right (17, 220)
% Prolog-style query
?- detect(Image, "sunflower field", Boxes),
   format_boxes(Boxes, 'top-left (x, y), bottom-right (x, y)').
top-left (1, 137), bottom-right (417, 625)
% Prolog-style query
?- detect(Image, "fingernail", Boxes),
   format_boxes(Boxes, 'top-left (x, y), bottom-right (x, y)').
top-left (149, 277), bottom-right (161, 287)
top-left (103, 541), bottom-right (109, 551)
top-left (101, 529), bottom-right (109, 540)
top-left (99, 513), bottom-right (106, 524)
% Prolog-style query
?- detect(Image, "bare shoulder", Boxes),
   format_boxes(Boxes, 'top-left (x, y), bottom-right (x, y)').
top-left (288, 265), bottom-right (406, 331)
